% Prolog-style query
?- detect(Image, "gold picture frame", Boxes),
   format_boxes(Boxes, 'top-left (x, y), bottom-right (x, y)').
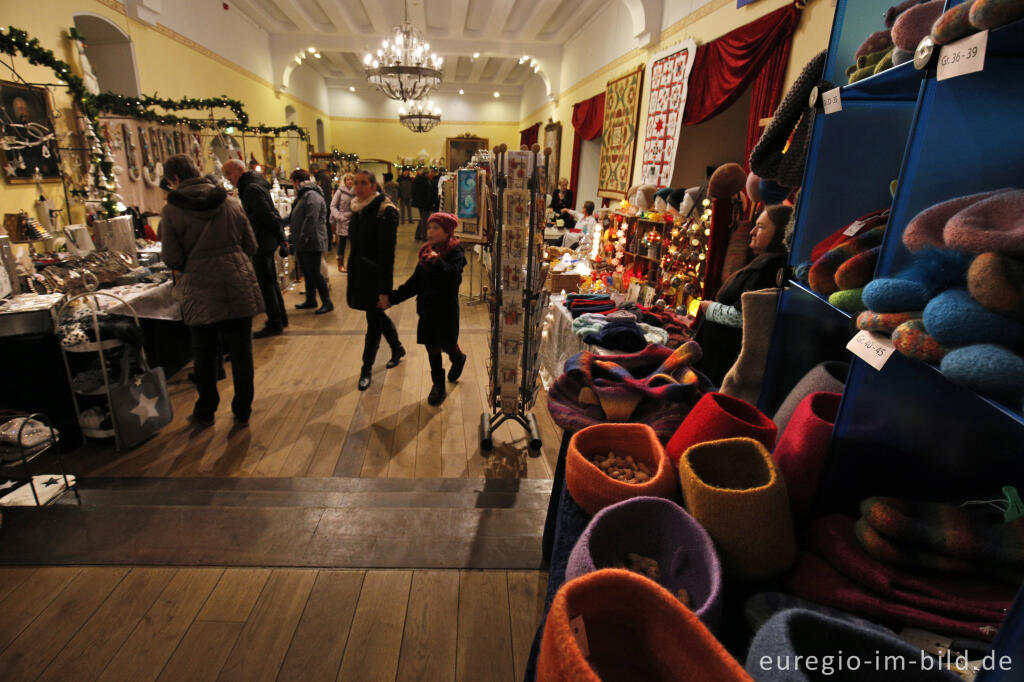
top-left (543, 121), bottom-right (562, 196)
top-left (445, 134), bottom-right (488, 171)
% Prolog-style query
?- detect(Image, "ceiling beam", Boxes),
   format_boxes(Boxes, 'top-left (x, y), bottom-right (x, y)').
top-left (551, 0), bottom-right (611, 42)
top-left (468, 56), bottom-right (490, 84)
top-left (481, 0), bottom-right (517, 40)
top-left (490, 58), bottom-right (518, 85)
top-left (272, 0), bottom-right (322, 33)
top-left (229, 0), bottom-right (295, 32)
top-left (325, 0), bottom-right (365, 32)
top-left (360, 0), bottom-right (392, 35)
top-left (270, 33), bottom-right (561, 60)
top-left (323, 52), bottom-right (356, 77)
top-left (510, 0), bottom-right (565, 41)
top-left (448, 0), bottom-right (470, 37)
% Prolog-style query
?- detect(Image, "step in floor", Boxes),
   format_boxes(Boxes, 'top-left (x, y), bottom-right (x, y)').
top-left (0, 477), bottom-right (553, 570)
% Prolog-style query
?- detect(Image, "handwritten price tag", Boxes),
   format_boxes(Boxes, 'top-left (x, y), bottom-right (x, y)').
top-left (822, 87), bottom-right (842, 114)
top-left (937, 30), bottom-right (987, 81)
top-left (847, 330), bottom-right (896, 371)
top-left (843, 219), bottom-right (866, 237)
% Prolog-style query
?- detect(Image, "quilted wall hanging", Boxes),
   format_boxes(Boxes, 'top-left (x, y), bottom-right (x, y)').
top-left (639, 40), bottom-right (697, 188)
top-left (597, 66), bottom-right (645, 200)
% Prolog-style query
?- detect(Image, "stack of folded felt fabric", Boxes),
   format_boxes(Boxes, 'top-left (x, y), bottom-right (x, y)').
top-left (547, 342), bottom-right (714, 441)
top-left (932, 0), bottom-right (1024, 45)
top-left (858, 189), bottom-right (1024, 404)
top-left (787, 513), bottom-right (1017, 641)
top-left (846, 0), bottom-right (944, 84)
top-left (571, 313), bottom-right (671, 351)
top-left (565, 292), bottom-right (616, 318)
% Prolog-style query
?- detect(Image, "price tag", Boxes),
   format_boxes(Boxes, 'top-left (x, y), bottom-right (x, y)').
top-left (822, 87), bottom-right (842, 114)
top-left (847, 329), bottom-right (896, 371)
top-left (843, 219), bottom-right (866, 237)
top-left (937, 30), bottom-right (987, 81)
top-left (569, 615), bottom-right (590, 657)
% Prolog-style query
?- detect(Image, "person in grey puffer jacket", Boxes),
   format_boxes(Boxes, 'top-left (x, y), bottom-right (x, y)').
top-left (286, 168), bottom-right (333, 315)
top-left (330, 172), bottom-right (355, 272)
top-left (160, 154), bottom-right (263, 427)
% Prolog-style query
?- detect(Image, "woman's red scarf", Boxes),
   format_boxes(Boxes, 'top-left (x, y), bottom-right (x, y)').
top-left (419, 236), bottom-right (460, 267)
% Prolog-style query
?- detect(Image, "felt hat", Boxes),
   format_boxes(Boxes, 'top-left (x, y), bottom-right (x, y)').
top-left (565, 497), bottom-right (723, 628)
top-left (970, 0), bottom-right (1024, 30)
top-left (923, 288), bottom-right (1024, 349)
top-left (654, 187), bottom-right (674, 201)
top-left (856, 310), bottom-right (918, 334)
top-left (835, 246), bottom-right (880, 291)
top-left (677, 437), bottom-right (796, 581)
top-left (773, 361), bottom-right (848, 432)
top-left (944, 189), bottom-right (1024, 254)
top-left (933, 2), bottom-right (976, 44)
top-left (892, 0), bottom-right (945, 50)
top-left (745, 172), bottom-right (762, 203)
top-left (810, 209), bottom-right (889, 263)
top-left (772, 392), bottom-right (841, 519)
top-left (720, 289), bottom-right (780, 405)
top-left (566, 423), bottom-right (677, 516)
top-left (968, 252), bottom-right (1024, 321)
top-left (903, 189), bottom-right (1014, 251)
top-left (828, 287), bottom-right (866, 313)
top-left (759, 179), bottom-right (791, 205)
top-left (747, 608), bottom-right (967, 679)
top-left (666, 392), bottom-right (778, 466)
top-left (892, 47), bottom-right (915, 65)
top-left (582, 318), bottom-right (647, 353)
top-left (941, 343), bottom-right (1024, 400)
top-left (708, 163), bottom-right (747, 200)
top-left (626, 183), bottom-right (658, 209)
top-left (809, 227), bottom-right (886, 296)
top-left (861, 248), bottom-right (972, 313)
top-left (744, 591), bottom-right (896, 636)
top-left (427, 211), bottom-right (458, 235)
top-left (847, 46), bottom-right (894, 84)
top-left (887, 0), bottom-right (928, 27)
top-left (855, 29), bottom-right (895, 58)
top-left (892, 319), bottom-right (949, 363)
top-left (538, 570), bottom-right (751, 682)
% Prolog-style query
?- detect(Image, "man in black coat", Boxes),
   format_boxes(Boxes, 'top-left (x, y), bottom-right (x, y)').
top-left (411, 169), bottom-right (432, 242)
top-left (224, 159), bottom-right (288, 337)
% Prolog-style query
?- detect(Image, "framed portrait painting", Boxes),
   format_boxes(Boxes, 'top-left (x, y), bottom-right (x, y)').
top-left (446, 134), bottom-right (488, 171)
top-left (543, 121), bottom-right (561, 195)
top-left (0, 81), bottom-right (62, 183)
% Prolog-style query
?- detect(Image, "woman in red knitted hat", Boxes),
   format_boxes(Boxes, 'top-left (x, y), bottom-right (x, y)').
top-left (386, 212), bottom-right (468, 405)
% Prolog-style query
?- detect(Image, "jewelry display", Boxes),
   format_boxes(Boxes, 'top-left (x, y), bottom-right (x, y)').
top-left (122, 124), bottom-right (140, 182)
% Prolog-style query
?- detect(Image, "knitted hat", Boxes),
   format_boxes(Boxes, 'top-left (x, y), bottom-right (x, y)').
top-left (855, 29), bottom-right (894, 58)
top-left (427, 211), bottom-right (458, 235)
top-left (772, 392), bottom-right (841, 519)
top-left (677, 437), bottom-right (796, 581)
top-left (886, 0), bottom-right (928, 27)
top-left (968, 252), bottom-right (1024, 321)
top-left (809, 227), bottom-right (886, 296)
top-left (565, 497), bottom-right (723, 628)
top-left (944, 189), bottom-right (1024, 254)
top-left (773, 361), bottom-right (848, 432)
top-left (747, 608), bottom-right (966, 680)
top-left (861, 248), bottom-right (972, 312)
top-left (892, 0), bottom-right (945, 50)
top-left (666, 392), bottom-right (778, 466)
top-left (745, 172), bottom-right (762, 203)
top-left (861, 496), bottom-right (1024, 572)
top-left (941, 343), bottom-right (1024, 399)
top-left (923, 288), bottom-right (1024, 349)
top-left (835, 246), bottom-right (880, 291)
top-left (566, 423), bottom-right (677, 516)
top-left (538, 570), bottom-right (751, 682)
top-left (810, 209), bottom-right (889, 264)
top-left (582, 318), bottom-right (648, 353)
top-left (828, 288), bottom-right (866, 313)
top-left (892, 319), bottom-right (949, 363)
top-left (903, 189), bottom-right (1014, 251)
top-left (708, 163), bottom-right (747, 200)
top-left (892, 47), bottom-right (915, 65)
top-left (969, 0), bottom-right (1024, 30)
top-left (856, 310), bottom-right (918, 334)
top-left (932, 1), bottom-right (976, 44)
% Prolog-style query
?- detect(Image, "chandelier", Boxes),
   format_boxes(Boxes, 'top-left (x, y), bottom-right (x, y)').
top-left (399, 100), bottom-right (441, 133)
top-left (363, 3), bottom-right (443, 102)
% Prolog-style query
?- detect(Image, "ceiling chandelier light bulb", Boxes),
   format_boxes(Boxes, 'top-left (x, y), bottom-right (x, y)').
top-left (363, 54), bottom-right (372, 65)
top-left (349, 86), bottom-right (356, 92)
top-left (493, 91), bottom-right (500, 98)
top-left (458, 89), bottom-right (464, 95)
top-left (473, 52), bottom-right (480, 59)
top-left (308, 47), bottom-right (315, 53)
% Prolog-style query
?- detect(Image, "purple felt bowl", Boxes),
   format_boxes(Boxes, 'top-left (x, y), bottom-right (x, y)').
top-left (565, 496), bottom-right (723, 630)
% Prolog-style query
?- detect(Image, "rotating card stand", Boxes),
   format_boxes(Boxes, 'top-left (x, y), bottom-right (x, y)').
top-left (480, 144), bottom-right (550, 452)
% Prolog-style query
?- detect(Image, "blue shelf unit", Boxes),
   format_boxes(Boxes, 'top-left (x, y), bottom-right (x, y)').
top-left (758, 2), bottom-right (1024, 680)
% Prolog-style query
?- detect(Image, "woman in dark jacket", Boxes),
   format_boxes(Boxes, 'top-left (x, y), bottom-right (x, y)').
top-left (695, 204), bottom-right (792, 385)
top-left (411, 169), bottom-right (432, 241)
top-left (286, 169), bottom-right (332, 314)
top-left (550, 177), bottom-right (574, 213)
top-left (347, 170), bottom-right (406, 390)
top-left (388, 212), bottom-right (467, 405)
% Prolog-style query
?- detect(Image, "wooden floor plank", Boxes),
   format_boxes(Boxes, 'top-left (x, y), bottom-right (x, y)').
top-left (216, 569), bottom-right (317, 682)
top-left (362, 341), bottom-right (407, 478)
top-left (395, 571), bottom-right (459, 682)
top-left (155, 621), bottom-right (243, 682)
top-left (98, 568), bottom-right (223, 682)
top-left (336, 570), bottom-right (413, 682)
top-left (0, 567), bottom-right (38, 604)
top-left (39, 568), bottom-right (175, 682)
top-left (387, 347), bottom-right (423, 478)
top-left (415, 353), bottom-right (444, 478)
top-left (277, 570), bottom-right (364, 682)
top-left (506, 571), bottom-right (549, 682)
top-left (0, 567), bottom-right (127, 681)
top-left (456, 571), bottom-right (515, 682)
top-left (197, 568), bottom-right (271, 623)
top-left (0, 566), bottom-right (81, 653)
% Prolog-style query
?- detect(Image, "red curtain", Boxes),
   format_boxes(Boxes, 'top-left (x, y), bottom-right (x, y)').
top-left (744, 24), bottom-right (794, 166)
top-left (683, 4), bottom-right (799, 126)
top-left (520, 123), bottom-right (540, 148)
top-left (569, 92), bottom-right (605, 209)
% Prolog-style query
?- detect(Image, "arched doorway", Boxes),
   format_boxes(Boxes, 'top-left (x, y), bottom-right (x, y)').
top-left (315, 119), bottom-right (325, 153)
top-left (72, 13), bottom-right (141, 96)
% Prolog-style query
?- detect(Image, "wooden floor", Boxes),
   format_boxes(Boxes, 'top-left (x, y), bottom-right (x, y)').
top-left (0, 565), bottom-right (547, 682)
top-left (69, 221), bottom-right (564, 480)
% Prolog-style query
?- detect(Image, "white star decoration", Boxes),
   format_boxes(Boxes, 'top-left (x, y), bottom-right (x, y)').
top-left (130, 391), bottom-right (161, 425)
top-left (3, 162), bottom-right (16, 177)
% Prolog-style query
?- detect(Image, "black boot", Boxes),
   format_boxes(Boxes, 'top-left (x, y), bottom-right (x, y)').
top-left (358, 367), bottom-right (372, 391)
top-left (427, 369), bottom-right (447, 405)
top-left (295, 301), bottom-right (317, 309)
top-left (447, 351), bottom-right (467, 382)
top-left (387, 345), bottom-right (406, 369)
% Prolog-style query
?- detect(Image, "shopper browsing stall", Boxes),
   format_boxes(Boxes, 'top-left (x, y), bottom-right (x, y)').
top-left (330, 173), bottom-right (355, 273)
top-left (386, 212), bottom-right (468, 406)
top-left (286, 169), bottom-right (333, 315)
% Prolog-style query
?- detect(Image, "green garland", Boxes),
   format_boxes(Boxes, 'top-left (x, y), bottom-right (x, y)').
top-left (331, 148), bottom-right (359, 163)
top-left (90, 92), bottom-right (248, 127)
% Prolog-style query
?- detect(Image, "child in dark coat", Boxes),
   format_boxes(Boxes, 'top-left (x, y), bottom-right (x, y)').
top-left (388, 212), bottom-right (467, 405)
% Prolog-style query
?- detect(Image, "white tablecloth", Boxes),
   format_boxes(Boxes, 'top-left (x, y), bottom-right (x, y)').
top-left (98, 281), bottom-right (182, 321)
top-left (538, 296), bottom-right (617, 390)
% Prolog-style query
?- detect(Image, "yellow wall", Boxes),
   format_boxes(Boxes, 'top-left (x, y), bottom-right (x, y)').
top-left (0, 0), bottom-right (328, 224)
top-left (520, 0), bottom-right (836, 194)
top-left (328, 118), bottom-right (520, 166)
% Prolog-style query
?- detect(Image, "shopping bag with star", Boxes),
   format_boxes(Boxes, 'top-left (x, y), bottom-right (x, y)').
top-left (109, 347), bottom-right (173, 447)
